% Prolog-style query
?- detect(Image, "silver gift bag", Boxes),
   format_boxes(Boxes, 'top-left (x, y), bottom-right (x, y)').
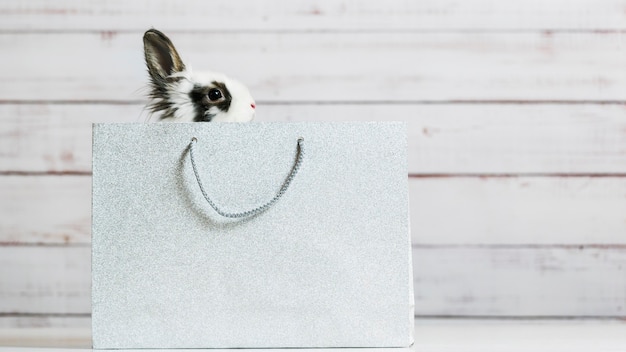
top-left (92, 122), bottom-right (414, 349)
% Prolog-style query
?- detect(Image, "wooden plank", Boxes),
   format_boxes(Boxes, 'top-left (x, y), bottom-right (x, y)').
top-left (0, 317), bottom-right (89, 329)
top-left (412, 320), bottom-right (626, 352)
top-left (0, 327), bottom-right (90, 348)
top-left (413, 246), bottom-right (626, 317)
top-left (411, 177), bottom-right (626, 245)
top-left (1, 0), bottom-right (625, 31)
top-left (1, 32), bottom-right (625, 102)
top-left (2, 103), bottom-right (626, 174)
top-left (2, 246), bottom-right (625, 317)
top-left (0, 176), bottom-right (91, 244)
top-left (0, 104), bottom-right (144, 173)
top-left (263, 104), bottom-right (626, 175)
top-left (0, 246), bottom-right (91, 315)
top-left (2, 175), bottom-right (625, 245)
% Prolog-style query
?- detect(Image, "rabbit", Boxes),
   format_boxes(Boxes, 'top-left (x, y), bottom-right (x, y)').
top-left (143, 29), bottom-right (256, 122)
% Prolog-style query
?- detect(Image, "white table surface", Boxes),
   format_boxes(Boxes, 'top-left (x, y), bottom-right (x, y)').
top-left (0, 319), bottom-right (625, 352)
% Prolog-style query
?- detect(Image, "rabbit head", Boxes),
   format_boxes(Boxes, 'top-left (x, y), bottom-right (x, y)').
top-left (143, 29), bottom-right (256, 122)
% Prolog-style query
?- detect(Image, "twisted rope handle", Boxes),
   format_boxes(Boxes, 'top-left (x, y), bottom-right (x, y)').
top-left (188, 136), bottom-right (304, 218)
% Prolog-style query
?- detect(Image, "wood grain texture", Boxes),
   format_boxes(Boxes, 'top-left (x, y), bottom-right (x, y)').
top-left (0, 327), bottom-right (91, 348)
top-left (2, 103), bottom-right (625, 174)
top-left (413, 246), bottom-right (626, 317)
top-left (410, 177), bottom-right (626, 245)
top-left (0, 176), bottom-right (91, 244)
top-left (1, 32), bottom-right (625, 102)
top-left (263, 104), bottom-right (626, 175)
top-left (2, 175), bottom-right (624, 245)
top-left (0, 104), bottom-right (142, 174)
top-left (413, 320), bottom-right (626, 352)
top-left (2, 245), bottom-right (625, 317)
top-left (0, 246), bottom-right (91, 315)
top-left (1, 0), bottom-right (625, 31)
top-left (0, 317), bottom-right (89, 329)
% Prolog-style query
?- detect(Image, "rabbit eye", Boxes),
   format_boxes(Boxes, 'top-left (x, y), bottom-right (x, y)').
top-left (208, 88), bottom-right (223, 101)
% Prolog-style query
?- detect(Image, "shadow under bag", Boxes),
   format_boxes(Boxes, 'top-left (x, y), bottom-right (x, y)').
top-left (91, 122), bottom-right (414, 349)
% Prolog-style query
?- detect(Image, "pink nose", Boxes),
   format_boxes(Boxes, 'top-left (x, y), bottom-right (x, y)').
top-left (251, 103), bottom-right (256, 109)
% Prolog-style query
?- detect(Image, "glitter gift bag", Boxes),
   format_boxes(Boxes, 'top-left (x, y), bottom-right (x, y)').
top-left (91, 122), bottom-right (414, 349)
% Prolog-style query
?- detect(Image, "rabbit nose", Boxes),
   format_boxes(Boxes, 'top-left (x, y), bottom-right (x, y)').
top-left (251, 103), bottom-right (256, 109)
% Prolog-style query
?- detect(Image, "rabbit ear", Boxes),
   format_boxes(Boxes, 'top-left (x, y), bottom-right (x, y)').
top-left (143, 29), bottom-right (186, 80)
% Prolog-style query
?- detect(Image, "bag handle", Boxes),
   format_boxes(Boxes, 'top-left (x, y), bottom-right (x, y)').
top-left (188, 136), bottom-right (304, 218)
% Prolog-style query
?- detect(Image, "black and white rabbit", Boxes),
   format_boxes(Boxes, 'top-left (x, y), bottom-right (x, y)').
top-left (143, 29), bottom-right (256, 122)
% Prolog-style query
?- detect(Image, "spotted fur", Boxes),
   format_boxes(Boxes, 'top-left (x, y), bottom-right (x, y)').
top-left (143, 29), bottom-right (256, 122)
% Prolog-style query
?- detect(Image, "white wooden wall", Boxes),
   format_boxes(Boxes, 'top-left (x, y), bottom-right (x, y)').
top-left (1, 0), bottom-right (626, 328)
